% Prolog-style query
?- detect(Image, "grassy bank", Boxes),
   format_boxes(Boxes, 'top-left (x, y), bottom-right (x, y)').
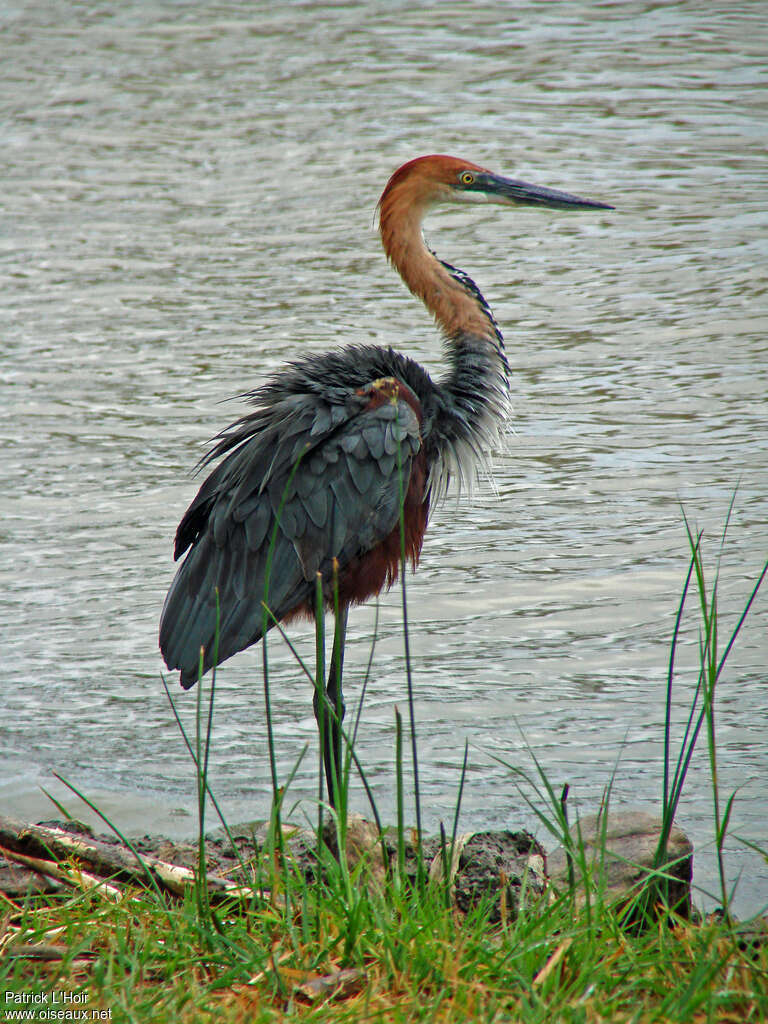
top-left (2, 829), bottom-right (767, 1022)
top-left (2, 514), bottom-right (766, 1022)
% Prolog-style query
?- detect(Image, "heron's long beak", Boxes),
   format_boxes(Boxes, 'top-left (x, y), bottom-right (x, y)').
top-left (474, 171), bottom-right (613, 211)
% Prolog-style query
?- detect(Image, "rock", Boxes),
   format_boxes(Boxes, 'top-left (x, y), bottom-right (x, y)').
top-left (284, 815), bottom-right (546, 919)
top-left (321, 814), bottom-right (388, 889)
top-left (547, 809), bottom-right (693, 917)
top-left (431, 830), bottom-right (547, 923)
top-left (205, 819), bottom-right (319, 882)
top-left (36, 819), bottom-right (97, 838)
top-left (323, 819), bottom-right (546, 920)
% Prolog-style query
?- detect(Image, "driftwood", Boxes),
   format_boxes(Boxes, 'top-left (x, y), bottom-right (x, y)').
top-left (0, 843), bottom-right (123, 900)
top-left (0, 814), bottom-right (259, 901)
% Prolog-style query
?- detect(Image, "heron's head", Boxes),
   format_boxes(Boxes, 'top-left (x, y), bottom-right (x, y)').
top-left (379, 154), bottom-right (613, 220)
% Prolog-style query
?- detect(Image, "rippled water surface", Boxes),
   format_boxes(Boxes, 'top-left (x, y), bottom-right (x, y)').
top-left (2, 2), bottom-right (766, 914)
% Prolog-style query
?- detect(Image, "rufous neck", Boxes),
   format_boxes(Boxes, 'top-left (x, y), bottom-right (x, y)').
top-left (379, 201), bottom-right (500, 344)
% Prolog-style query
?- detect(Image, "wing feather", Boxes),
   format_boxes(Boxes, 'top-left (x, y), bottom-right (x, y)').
top-left (159, 385), bottom-right (423, 686)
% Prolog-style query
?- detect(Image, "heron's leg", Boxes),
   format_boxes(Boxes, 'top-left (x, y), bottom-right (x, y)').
top-left (314, 605), bottom-right (348, 806)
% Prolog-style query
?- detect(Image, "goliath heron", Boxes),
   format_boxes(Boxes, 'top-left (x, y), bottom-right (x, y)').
top-left (159, 155), bottom-right (611, 805)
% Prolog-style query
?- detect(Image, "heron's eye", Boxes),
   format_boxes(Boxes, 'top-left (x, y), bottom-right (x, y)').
top-left (460, 172), bottom-right (475, 186)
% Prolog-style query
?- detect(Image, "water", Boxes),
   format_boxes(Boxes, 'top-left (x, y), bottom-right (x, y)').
top-left (1, 1), bottom-right (766, 915)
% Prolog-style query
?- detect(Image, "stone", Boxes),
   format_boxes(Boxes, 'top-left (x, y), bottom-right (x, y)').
top-left (547, 809), bottom-right (693, 916)
top-left (433, 830), bottom-right (547, 923)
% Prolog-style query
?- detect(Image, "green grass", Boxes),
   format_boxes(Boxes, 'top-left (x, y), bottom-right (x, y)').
top-left (2, 846), bottom-right (767, 1022)
top-left (2, 507), bottom-right (767, 1022)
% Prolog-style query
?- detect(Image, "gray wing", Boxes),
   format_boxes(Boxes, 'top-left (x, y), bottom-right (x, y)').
top-left (159, 385), bottom-right (422, 688)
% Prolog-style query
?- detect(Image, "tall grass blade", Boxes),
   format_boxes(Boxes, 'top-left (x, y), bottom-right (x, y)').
top-left (161, 674), bottom-right (252, 891)
top-left (655, 504), bottom-right (766, 917)
top-left (450, 740), bottom-right (469, 853)
top-left (257, 452), bottom-right (309, 886)
top-left (395, 706), bottom-right (405, 883)
top-left (39, 787), bottom-right (75, 822)
top-left (715, 557), bottom-right (768, 680)
top-left (664, 540), bottom-right (699, 819)
top-left (51, 772), bottom-right (174, 925)
top-left (351, 601), bottom-right (379, 750)
top-left (193, 589), bottom-right (221, 928)
top-left (314, 571), bottom-right (326, 838)
top-left (330, 558), bottom-right (345, 818)
top-left (394, 406), bottom-right (422, 867)
top-left (255, 452), bottom-right (312, 917)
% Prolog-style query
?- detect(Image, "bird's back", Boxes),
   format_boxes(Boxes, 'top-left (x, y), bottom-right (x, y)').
top-left (159, 344), bottom-right (435, 687)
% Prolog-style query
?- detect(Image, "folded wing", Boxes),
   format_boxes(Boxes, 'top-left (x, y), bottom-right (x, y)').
top-left (159, 379), bottom-right (424, 688)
